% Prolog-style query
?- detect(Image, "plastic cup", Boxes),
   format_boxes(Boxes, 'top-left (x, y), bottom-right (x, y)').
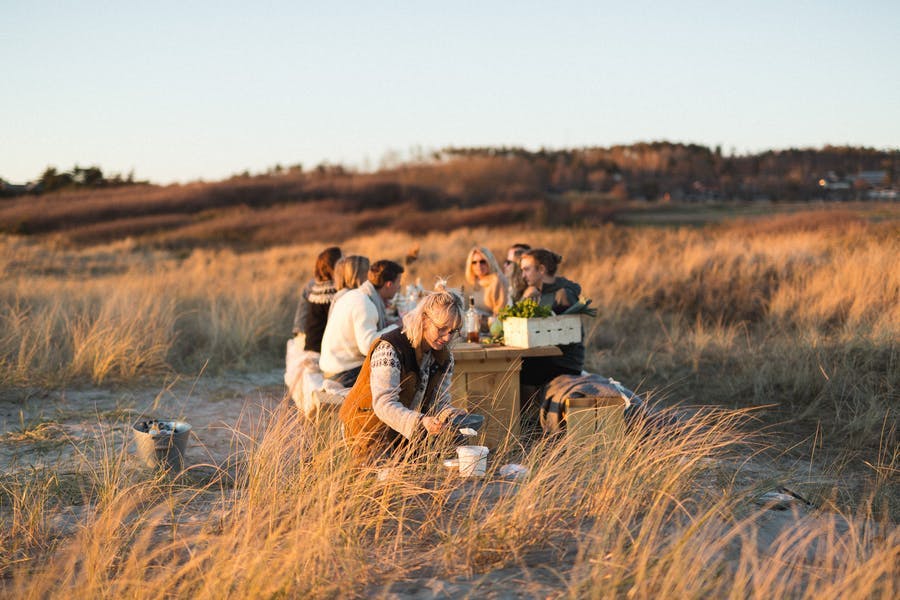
top-left (457, 445), bottom-right (489, 477)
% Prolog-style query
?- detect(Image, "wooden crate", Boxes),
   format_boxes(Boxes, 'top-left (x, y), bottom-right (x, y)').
top-left (565, 396), bottom-right (624, 444)
top-left (503, 314), bottom-right (581, 348)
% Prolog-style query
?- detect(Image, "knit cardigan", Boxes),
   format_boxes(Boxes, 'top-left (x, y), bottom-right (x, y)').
top-left (339, 328), bottom-right (456, 460)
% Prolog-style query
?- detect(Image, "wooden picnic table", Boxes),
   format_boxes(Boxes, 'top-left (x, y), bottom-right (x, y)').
top-left (450, 342), bottom-right (562, 449)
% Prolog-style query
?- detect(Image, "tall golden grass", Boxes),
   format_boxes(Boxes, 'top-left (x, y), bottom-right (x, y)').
top-left (2, 209), bottom-right (895, 436)
top-left (2, 207), bottom-right (898, 597)
top-left (3, 403), bottom-right (897, 598)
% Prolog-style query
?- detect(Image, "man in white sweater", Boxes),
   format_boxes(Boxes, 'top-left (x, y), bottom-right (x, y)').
top-left (319, 260), bottom-right (404, 387)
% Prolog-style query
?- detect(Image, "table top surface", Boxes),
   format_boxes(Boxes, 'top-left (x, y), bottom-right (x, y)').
top-left (452, 342), bottom-right (562, 360)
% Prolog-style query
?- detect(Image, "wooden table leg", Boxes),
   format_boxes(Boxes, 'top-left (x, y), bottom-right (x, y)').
top-left (451, 357), bottom-right (522, 450)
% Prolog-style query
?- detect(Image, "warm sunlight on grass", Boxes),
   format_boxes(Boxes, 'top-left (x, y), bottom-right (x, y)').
top-left (1, 207), bottom-right (897, 597)
top-left (2, 209), bottom-right (895, 437)
top-left (3, 403), bottom-right (896, 598)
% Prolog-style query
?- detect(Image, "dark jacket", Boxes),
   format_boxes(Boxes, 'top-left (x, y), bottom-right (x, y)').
top-left (292, 279), bottom-right (337, 353)
top-left (538, 276), bottom-right (581, 314)
top-left (339, 328), bottom-right (452, 460)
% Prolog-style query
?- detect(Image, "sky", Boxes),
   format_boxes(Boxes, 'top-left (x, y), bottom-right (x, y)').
top-left (2, 1), bottom-right (899, 185)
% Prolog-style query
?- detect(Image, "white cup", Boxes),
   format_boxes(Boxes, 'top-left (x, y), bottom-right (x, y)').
top-left (457, 445), bottom-right (489, 477)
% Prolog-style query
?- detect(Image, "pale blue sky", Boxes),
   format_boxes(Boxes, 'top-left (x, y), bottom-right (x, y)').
top-left (2, 1), bottom-right (898, 184)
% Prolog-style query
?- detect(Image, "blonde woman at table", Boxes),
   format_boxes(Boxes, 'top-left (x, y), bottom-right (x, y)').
top-left (339, 290), bottom-right (467, 462)
top-left (463, 246), bottom-right (509, 328)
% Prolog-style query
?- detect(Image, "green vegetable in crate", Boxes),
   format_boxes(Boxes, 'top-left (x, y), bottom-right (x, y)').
top-left (561, 297), bottom-right (598, 317)
top-left (499, 298), bottom-right (553, 320)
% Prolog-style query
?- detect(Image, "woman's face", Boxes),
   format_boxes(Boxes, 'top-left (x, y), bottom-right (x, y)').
top-left (470, 252), bottom-right (490, 279)
top-left (520, 255), bottom-right (544, 287)
top-left (504, 249), bottom-right (519, 278)
top-left (424, 317), bottom-right (459, 351)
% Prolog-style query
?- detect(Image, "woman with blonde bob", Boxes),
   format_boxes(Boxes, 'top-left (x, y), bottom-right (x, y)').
top-left (339, 290), bottom-right (467, 461)
top-left (329, 255), bottom-right (370, 316)
top-left (464, 246), bottom-right (509, 325)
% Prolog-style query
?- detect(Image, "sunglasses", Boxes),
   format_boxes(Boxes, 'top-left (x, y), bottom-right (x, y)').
top-left (504, 259), bottom-right (515, 266)
top-left (471, 259), bottom-right (488, 265)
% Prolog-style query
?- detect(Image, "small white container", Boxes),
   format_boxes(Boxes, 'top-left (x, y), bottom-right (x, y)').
top-left (457, 445), bottom-right (489, 477)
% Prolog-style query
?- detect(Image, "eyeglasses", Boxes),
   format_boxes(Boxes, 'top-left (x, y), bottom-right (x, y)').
top-left (433, 323), bottom-right (460, 338)
top-left (471, 259), bottom-right (487, 266)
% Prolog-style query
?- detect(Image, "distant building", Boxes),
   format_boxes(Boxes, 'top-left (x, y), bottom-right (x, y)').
top-left (816, 169), bottom-right (897, 201)
top-left (853, 171), bottom-right (887, 187)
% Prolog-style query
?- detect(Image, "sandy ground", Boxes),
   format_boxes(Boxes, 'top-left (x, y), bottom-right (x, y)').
top-left (0, 369), bottom-right (285, 477)
top-left (0, 370), bottom-right (863, 598)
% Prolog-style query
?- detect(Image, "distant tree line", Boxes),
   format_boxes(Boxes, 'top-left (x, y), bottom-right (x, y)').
top-left (2, 143), bottom-right (897, 247)
top-left (433, 143), bottom-right (898, 202)
top-left (4, 143), bottom-right (897, 202)
top-left (0, 165), bottom-right (146, 196)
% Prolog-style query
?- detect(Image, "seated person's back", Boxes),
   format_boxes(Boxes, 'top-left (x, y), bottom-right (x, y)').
top-left (295, 246), bottom-right (342, 353)
top-left (319, 259), bottom-right (404, 387)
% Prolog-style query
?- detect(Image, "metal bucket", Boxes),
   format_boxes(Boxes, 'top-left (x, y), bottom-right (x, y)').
top-left (132, 420), bottom-right (192, 471)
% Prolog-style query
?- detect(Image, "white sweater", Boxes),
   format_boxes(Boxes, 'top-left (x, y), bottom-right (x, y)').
top-left (319, 283), bottom-right (394, 375)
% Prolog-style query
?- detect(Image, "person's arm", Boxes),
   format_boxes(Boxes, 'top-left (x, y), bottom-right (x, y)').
top-left (352, 298), bottom-right (382, 357)
top-left (521, 286), bottom-right (541, 302)
top-left (553, 287), bottom-right (578, 313)
top-left (488, 275), bottom-right (510, 315)
top-left (369, 342), bottom-right (425, 440)
top-left (432, 357), bottom-right (465, 423)
top-left (291, 281), bottom-right (313, 334)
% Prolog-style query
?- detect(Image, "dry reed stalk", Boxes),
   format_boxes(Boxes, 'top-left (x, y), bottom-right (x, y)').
top-left (9, 398), bottom-right (896, 599)
top-left (1, 210), bottom-right (896, 444)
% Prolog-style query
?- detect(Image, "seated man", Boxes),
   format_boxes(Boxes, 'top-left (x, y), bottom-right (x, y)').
top-left (519, 248), bottom-right (585, 386)
top-left (319, 259), bottom-right (404, 387)
top-left (503, 242), bottom-right (531, 305)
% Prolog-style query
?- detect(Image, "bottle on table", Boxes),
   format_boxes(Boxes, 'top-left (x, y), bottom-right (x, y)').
top-left (465, 296), bottom-right (480, 343)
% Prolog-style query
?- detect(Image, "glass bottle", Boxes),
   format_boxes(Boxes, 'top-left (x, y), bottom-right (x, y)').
top-left (465, 296), bottom-right (480, 343)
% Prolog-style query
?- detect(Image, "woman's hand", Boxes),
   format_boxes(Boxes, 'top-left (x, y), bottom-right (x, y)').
top-left (420, 415), bottom-right (444, 435)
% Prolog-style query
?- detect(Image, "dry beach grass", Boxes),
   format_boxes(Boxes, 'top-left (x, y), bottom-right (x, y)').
top-left (2, 402), bottom-right (897, 598)
top-left (1, 205), bottom-right (898, 597)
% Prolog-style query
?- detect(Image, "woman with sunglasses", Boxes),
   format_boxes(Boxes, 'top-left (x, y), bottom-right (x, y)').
top-left (463, 246), bottom-right (509, 329)
top-left (339, 290), bottom-right (468, 461)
